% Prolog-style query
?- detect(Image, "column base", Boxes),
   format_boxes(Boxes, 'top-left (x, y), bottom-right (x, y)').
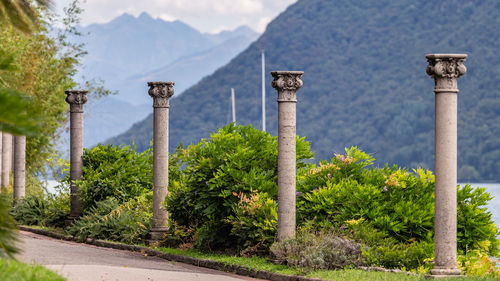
top-left (149, 227), bottom-right (168, 246)
top-left (427, 268), bottom-right (462, 278)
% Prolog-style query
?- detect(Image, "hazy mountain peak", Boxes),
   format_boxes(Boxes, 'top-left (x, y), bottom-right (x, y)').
top-left (137, 11), bottom-right (154, 21)
top-left (109, 13), bottom-right (135, 24)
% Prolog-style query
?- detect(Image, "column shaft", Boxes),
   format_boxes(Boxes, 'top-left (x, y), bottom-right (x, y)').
top-left (0, 131), bottom-right (3, 189)
top-left (69, 110), bottom-right (84, 218)
top-left (2, 133), bottom-right (13, 188)
top-left (152, 107), bottom-right (169, 232)
top-left (434, 92), bottom-right (458, 269)
top-left (277, 101), bottom-right (296, 240)
top-left (14, 135), bottom-right (26, 202)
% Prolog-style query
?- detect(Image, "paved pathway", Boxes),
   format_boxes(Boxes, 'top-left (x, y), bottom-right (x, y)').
top-left (18, 231), bottom-right (263, 281)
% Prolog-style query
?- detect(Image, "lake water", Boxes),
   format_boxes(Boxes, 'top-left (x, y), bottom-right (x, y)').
top-left (46, 180), bottom-right (500, 226)
top-left (463, 183), bottom-right (500, 228)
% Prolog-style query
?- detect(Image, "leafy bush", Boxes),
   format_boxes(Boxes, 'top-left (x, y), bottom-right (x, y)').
top-left (345, 219), bottom-right (433, 271)
top-left (66, 193), bottom-right (152, 244)
top-left (76, 144), bottom-right (153, 211)
top-left (457, 184), bottom-right (500, 256)
top-left (270, 226), bottom-right (366, 270)
top-left (458, 246), bottom-right (500, 277)
top-left (11, 193), bottom-right (69, 228)
top-left (0, 194), bottom-right (18, 258)
top-left (167, 124), bottom-right (314, 250)
top-left (298, 147), bottom-right (434, 242)
top-left (227, 191), bottom-right (278, 255)
top-left (297, 147), bottom-right (498, 257)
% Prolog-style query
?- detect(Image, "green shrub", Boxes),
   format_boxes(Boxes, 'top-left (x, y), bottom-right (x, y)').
top-left (457, 184), bottom-right (499, 256)
top-left (66, 192), bottom-right (152, 244)
top-left (10, 193), bottom-right (69, 228)
top-left (297, 147), bottom-right (499, 267)
top-left (0, 194), bottom-right (18, 258)
top-left (458, 246), bottom-right (500, 277)
top-left (167, 124), bottom-right (313, 250)
top-left (270, 226), bottom-right (366, 270)
top-left (346, 220), bottom-right (434, 271)
top-left (227, 191), bottom-right (278, 255)
top-left (76, 144), bottom-right (153, 211)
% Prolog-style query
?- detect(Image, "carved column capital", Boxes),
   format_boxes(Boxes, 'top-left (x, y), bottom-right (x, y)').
top-left (65, 90), bottom-right (88, 113)
top-left (271, 71), bottom-right (304, 102)
top-left (426, 54), bottom-right (467, 93)
top-left (148, 82), bottom-right (175, 108)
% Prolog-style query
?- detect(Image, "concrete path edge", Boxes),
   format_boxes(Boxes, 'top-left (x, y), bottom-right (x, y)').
top-left (18, 225), bottom-right (324, 281)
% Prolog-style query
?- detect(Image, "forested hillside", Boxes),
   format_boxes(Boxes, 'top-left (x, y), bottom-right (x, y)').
top-left (108, 0), bottom-right (500, 182)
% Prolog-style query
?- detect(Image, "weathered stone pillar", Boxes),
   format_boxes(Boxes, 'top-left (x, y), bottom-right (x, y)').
top-left (13, 135), bottom-right (26, 203)
top-left (148, 81), bottom-right (174, 243)
top-left (0, 132), bottom-right (3, 189)
top-left (426, 54), bottom-right (467, 277)
top-left (271, 71), bottom-right (303, 241)
top-left (65, 90), bottom-right (88, 224)
top-left (1, 132), bottom-right (13, 188)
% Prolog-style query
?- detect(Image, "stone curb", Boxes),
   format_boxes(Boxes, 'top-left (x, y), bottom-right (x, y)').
top-left (19, 226), bottom-right (324, 281)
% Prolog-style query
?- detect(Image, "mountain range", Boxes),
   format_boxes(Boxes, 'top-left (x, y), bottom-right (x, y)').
top-left (107, 0), bottom-right (500, 182)
top-left (64, 12), bottom-right (258, 148)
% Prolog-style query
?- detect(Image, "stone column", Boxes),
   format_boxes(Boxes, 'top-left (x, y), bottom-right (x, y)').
top-left (148, 81), bottom-right (174, 243)
top-left (65, 90), bottom-right (88, 224)
top-left (271, 71), bottom-right (304, 241)
top-left (13, 135), bottom-right (26, 203)
top-left (426, 54), bottom-right (467, 277)
top-left (0, 132), bottom-right (3, 189)
top-left (2, 132), bottom-right (13, 188)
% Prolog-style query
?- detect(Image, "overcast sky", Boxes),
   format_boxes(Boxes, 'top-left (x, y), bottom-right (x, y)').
top-left (53, 0), bottom-right (297, 33)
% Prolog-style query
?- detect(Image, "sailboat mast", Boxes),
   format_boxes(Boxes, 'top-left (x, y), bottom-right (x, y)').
top-left (261, 50), bottom-right (266, 132)
top-left (231, 88), bottom-right (236, 124)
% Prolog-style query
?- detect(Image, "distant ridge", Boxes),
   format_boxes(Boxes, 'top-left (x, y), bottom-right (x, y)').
top-left (108, 0), bottom-right (500, 182)
top-left (64, 13), bottom-right (258, 148)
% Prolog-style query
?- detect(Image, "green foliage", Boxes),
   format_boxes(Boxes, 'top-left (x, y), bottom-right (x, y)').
top-left (167, 124), bottom-right (313, 250)
top-left (270, 226), bottom-right (366, 270)
top-left (0, 15), bottom-right (80, 174)
top-left (10, 193), bottom-right (69, 228)
top-left (77, 144), bottom-right (153, 211)
top-left (0, 194), bottom-right (19, 258)
top-left (0, 259), bottom-right (67, 281)
top-left (346, 220), bottom-right (433, 271)
top-left (298, 147), bottom-right (435, 243)
top-left (0, 0), bottom-right (53, 34)
top-left (458, 247), bottom-right (500, 277)
top-left (227, 191), bottom-right (278, 254)
top-left (66, 193), bottom-right (152, 244)
top-left (457, 184), bottom-right (500, 256)
top-left (296, 148), bottom-right (499, 270)
top-left (0, 73), bottom-right (41, 136)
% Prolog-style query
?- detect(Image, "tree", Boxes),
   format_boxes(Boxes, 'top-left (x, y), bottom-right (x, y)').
top-left (0, 0), bottom-right (53, 33)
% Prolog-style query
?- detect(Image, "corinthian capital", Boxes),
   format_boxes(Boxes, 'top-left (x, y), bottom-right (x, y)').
top-left (271, 71), bottom-right (304, 102)
top-left (65, 90), bottom-right (88, 113)
top-left (426, 54), bottom-right (467, 93)
top-left (148, 82), bottom-right (175, 108)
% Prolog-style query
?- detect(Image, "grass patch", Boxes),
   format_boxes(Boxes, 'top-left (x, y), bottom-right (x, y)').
top-left (157, 247), bottom-right (500, 281)
top-left (0, 259), bottom-right (66, 281)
